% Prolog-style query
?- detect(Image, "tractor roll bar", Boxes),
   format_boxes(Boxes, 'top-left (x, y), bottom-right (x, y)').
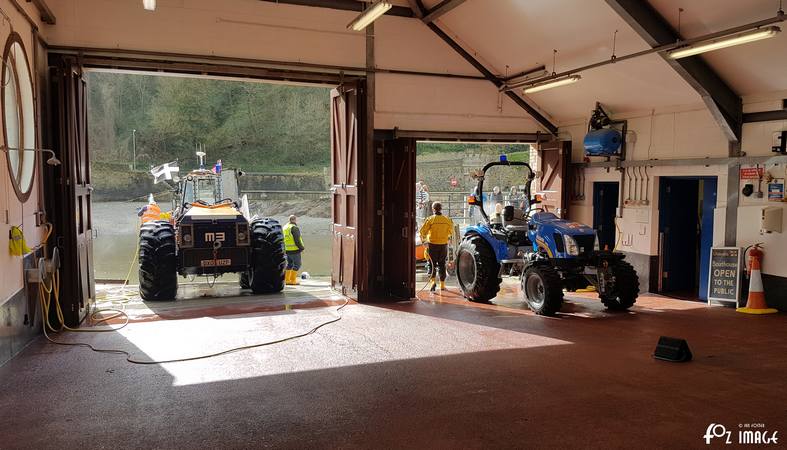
top-left (473, 160), bottom-right (536, 222)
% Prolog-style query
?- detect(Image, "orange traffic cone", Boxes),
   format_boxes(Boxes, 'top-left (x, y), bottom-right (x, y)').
top-left (737, 256), bottom-right (777, 314)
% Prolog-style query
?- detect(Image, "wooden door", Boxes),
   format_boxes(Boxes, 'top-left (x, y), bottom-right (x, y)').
top-left (330, 82), bottom-right (360, 297)
top-left (382, 137), bottom-right (416, 299)
top-left (46, 56), bottom-right (93, 327)
top-left (538, 140), bottom-right (571, 218)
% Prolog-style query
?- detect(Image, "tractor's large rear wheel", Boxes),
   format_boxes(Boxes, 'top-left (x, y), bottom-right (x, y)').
top-left (249, 218), bottom-right (286, 294)
top-left (456, 234), bottom-right (501, 302)
top-left (599, 260), bottom-right (639, 311)
top-left (521, 265), bottom-right (564, 316)
top-left (138, 220), bottom-right (178, 301)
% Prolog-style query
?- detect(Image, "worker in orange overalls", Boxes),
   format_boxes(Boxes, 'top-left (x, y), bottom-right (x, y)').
top-left (138, 201), bottom-right (162, 223)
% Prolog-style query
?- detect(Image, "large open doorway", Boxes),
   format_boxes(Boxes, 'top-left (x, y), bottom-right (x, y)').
top-left (44, 51), bottom-right (370, 325)
top-left (86, 70), bottom-right (334, 298)
top-left (658, 177), bottom-right (717, 301)
top-left (412, 141), bottom-right (535, 296)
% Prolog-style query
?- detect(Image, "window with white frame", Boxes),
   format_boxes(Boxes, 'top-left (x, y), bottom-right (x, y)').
top-left (2, 33), bottom-right (36, 201)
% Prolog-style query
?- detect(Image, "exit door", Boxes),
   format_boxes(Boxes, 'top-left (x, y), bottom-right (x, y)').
top-left (658, 177), bottom-right (717, 300)
top-left (593, 182), bottom-right (619, 251)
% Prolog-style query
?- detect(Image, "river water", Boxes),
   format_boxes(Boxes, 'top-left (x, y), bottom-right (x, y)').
top-left (92, 202), bottom-right (333, 282)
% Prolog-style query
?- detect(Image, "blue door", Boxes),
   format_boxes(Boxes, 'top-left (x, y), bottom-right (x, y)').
top-left (593, 182), bottom-right (619, 251)
top-left (658, 177), bottom-right (717, 300)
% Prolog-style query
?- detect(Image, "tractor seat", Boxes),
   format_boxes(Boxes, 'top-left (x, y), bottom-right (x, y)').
top-left (503, 205), bottom-right (529, 232)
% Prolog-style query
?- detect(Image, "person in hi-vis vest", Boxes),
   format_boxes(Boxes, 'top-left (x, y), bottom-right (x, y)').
top-left (283, 215), bottom-right (305, 285)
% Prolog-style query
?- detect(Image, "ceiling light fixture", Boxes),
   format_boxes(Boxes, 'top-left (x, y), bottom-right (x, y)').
top-left (669, 25), bottom-right (781, 59)
top-left (347, 1), bottom-right (392, 31)
top-left (523, 74), bottom-right (581, 94)
top-left (503, 10), bottom-right (785, 92)
top-left (142, 0), bottom-right (156, 11)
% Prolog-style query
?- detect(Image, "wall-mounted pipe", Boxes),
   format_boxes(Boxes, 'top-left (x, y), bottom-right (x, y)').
top-left (571, 154), bottom-right (787, 169)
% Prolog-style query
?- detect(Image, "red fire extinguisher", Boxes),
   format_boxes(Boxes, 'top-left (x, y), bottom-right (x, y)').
top-left (745, 243), bottom-right (764, 277)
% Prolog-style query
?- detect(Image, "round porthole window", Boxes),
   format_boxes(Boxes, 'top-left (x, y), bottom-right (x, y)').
top-left (2, 33), bottom-right (36, 202)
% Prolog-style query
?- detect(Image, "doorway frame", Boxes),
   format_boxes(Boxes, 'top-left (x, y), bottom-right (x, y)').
top-left (592, 181), bottom-right (620, 251)
top-left (657, 175), bottom-right (718, 301)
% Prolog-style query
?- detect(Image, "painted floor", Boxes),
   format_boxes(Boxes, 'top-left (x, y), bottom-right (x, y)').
top-left (1, 278), bottom-right (785, 449)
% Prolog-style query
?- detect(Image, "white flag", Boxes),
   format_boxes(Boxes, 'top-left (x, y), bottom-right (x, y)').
top-left (150, 161), bottom-right (179, 184)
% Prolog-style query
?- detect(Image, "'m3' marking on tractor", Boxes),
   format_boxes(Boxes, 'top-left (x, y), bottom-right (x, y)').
top-left (205, 232), bottom-right (226, 242)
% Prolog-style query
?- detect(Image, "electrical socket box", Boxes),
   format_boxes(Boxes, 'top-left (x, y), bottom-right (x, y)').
top-left (761, 206), bottom-right (783, 234)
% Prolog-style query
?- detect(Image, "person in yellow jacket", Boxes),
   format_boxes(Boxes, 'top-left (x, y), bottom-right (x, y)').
top-left (419, 202), bottom-right (454, 292)
top-left (283, 215), bottom-right (305, 285)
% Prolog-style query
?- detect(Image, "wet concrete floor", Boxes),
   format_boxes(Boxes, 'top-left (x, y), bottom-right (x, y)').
top-left (1, 278), bottom-right (785, 449)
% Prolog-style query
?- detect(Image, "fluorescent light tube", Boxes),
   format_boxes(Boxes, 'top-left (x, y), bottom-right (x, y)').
top-left (670, 26), bottom-right (781, 59)
top-left (142, 0), bottom-right (156, 11)
top-left (523, 74), bottom-right (581, 94)
top-left (348, 1), bottom-right (392, 31)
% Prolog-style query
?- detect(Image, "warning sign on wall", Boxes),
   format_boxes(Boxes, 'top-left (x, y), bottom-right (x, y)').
top-left (740, 167), bottom-right (764, 179)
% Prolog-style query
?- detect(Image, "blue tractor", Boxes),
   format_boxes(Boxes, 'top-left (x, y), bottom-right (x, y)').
top-left (455, 156), bottom-right (639, 315)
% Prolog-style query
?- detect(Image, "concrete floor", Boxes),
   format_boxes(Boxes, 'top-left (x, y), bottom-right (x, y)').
top-left (1, 278), bottom-right (786, 449)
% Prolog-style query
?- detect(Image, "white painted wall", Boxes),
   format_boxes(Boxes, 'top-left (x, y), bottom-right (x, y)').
top-left (0, 0), bottom-right (45, 303)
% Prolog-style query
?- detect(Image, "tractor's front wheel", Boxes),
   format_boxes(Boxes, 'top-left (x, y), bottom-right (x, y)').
top-left (138, 221), bottom-right (178, 301)
top-left (249, 218), bottom-right (287, 294)
top-left (599, 260), bottom-right (639, 311)
top-left (456, 234), bottom-right (501, 302)
top-left (521, 265), bottom-right (564, 316)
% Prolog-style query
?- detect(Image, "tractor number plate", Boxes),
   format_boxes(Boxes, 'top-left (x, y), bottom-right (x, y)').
top-left (201, 259), bottom-right (232, 267)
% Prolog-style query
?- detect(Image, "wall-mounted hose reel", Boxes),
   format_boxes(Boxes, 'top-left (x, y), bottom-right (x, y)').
top-left (26, 247), bottom-right (60, 286)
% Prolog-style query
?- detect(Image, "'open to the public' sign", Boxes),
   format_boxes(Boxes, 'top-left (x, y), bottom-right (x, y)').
top-left (708, 247), bottom-right (741, 307)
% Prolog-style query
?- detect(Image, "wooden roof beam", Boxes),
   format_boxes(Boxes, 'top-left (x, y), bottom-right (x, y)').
top-left (26, 0), bottom-right (55, 25)
top-left (422, 0), bottom-right (467, 24)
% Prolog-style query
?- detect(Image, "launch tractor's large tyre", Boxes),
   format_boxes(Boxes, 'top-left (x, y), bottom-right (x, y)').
top-left (138, 220), bottom-right (178, 301)
top-left (249, 218), bottom-right (287, 294)
top-left (456, 234), bottom-right (501, 303)
top-left (522, 265), bottom-right (564, 316)
top-left (599, 260), bottom-right (639, 311)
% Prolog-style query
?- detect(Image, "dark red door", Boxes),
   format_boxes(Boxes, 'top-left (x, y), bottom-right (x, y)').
top-left (382, 137), bottom-right (416, 299)
top-left (538, 140), bottom-right (571, 218)
top-left (330, 83), bottom-right (360, 297)
top-left (45, 56), bottom-right (94, 327)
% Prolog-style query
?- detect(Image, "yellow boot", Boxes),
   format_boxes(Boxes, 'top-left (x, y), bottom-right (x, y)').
top-left (292, 271), bottom-right (300, 285)
top-left (285, 270), bottom-right (295, 285)
top-left (439, 280), bottom-right (446, 291)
